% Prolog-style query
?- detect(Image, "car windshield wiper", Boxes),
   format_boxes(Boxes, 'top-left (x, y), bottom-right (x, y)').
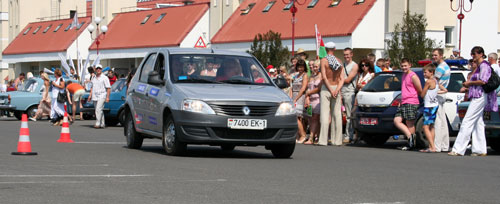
top-left (220, 79), bottom-right (254, 85)
top-left (176, 78), bottom-right (222, 84)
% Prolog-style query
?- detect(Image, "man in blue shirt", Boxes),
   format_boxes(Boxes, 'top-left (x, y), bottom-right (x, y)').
top-left (432, 48), bottom-right (451, 152)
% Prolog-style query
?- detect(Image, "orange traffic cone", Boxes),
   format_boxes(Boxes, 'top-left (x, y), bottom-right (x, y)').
top-left (12, 114), bottom-right (37, 155)
top-left (57, 112), bottom-right (74, 143)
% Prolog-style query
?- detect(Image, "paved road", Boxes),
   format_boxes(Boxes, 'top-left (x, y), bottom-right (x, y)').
top-left (0, 117), bottom-right (499, 204)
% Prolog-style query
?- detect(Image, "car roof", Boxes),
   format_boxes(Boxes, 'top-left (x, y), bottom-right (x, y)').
top-left (157, 48), bottom-right (252, 57)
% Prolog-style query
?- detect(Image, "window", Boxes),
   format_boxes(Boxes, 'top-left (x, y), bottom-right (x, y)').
top-left (141, 14), bottom-right (152, 24)
top-left (241, 3), bottom-right (256, 15)
top-left (308, 0), bottom-right (319, 8)
top-left (329, 0), bottom-right (341, 7)
top-left (262, 1), bottom-right (276, 12)
top-left (23, 27), bottom-right (31, 35)
top-left (445, 27), bottom-right (454, 45)
top-left (43, 24), bottom-right (52, 33)
top-left (447, 73), bottom-right (466, 93)
top-left (32, 26), bottom-right (41, 34)
top-left (64, 23), bottom-right (72, 31)
top-left (76, 21), bottom-right (85, 30)
top-left (362, 73), bottom-right (402, 92)
top-left (283, 2), bottom-right (293, 10)
top-left (155, 13), bottom-right (166, 23)
top-left (139, 53), bottom-right (157, 83)
top-left (53, 23), bottom-right (63, 32)
top-left (154, 54), bottom-right (165, 79)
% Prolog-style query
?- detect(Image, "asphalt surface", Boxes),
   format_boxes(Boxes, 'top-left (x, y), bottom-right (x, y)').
top-left (0, 117), bottom-right (499, 204)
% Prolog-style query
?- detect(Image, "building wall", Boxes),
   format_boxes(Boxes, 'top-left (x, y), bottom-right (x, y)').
top-left (209, 0), bottom-right (239, 39)
top-left (180, 10), bottom-right (209, 48)
top-left (352, 0), bottom-right (385, 49)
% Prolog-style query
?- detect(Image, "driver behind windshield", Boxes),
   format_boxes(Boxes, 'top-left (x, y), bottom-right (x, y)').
top-left (215, 59), bottom-right (243, 81)
top-left (171, 58), bottom-right (186, 80)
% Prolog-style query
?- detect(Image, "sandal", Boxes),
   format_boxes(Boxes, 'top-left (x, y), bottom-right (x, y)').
top-left (303, 140), bottom-right (314, 145)
top-left (448, 151), bottom-right (463, 156)
top-left (419, 148), bottom-right (436, 153)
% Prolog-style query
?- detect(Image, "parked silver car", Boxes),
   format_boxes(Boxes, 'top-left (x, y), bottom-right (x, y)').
top-left (123, 48), bottom-right (297, 158)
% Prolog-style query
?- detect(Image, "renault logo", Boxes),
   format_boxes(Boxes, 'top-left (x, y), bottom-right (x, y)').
top-left (242, 106), bottom-right (251, 116)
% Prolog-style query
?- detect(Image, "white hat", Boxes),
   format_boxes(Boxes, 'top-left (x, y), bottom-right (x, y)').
top-left (453, 48), bottom-right (460, 52)
top-left (96, 64), bottom-right (103, 69)
top-left (269, 68), bottom-right (276, 73)
top-left (325, 42), bottom-right (336, 49)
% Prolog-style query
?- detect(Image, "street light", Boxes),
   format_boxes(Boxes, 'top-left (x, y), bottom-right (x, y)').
top-left (450, 0), bottom-right (473, 57)
top-left (87, 16), bottom-right (108, 55)
top-left (282, 0), bottom-right (305, 57)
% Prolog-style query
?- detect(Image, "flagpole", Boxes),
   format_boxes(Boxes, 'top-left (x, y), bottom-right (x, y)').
top-left (75, 6), bottom-right (80, 80)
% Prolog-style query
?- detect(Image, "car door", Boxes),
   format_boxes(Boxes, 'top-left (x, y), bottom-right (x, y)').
top-left (146, 52), bottom-right (167, 133)
top-left (443, 71), bottom-right (468, 132)
top-left (130, 53), bottom-right (157, 130)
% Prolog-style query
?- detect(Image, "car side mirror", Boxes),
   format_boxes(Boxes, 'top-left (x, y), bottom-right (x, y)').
top-left (147, 71), bottom-right (164, 86)
top-left (273, 77), bottom-right (288, 89)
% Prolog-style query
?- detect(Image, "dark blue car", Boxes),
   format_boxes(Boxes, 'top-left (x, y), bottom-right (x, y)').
top-left (81, 78), bottom-right (127, 126)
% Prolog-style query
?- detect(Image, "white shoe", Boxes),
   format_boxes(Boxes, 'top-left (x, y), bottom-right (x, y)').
top-left (29, 117), bottom-right (36, 121)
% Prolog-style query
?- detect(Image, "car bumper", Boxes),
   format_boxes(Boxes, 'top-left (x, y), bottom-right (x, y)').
top-left (171, 110), bottom-right (297, 145)
top-left (0, 105), bottom-right (16, 111)
top-left (354, 107), bottom-right (402, 135)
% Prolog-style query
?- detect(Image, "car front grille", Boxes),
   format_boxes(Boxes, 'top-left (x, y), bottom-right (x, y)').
top-left (212, 128), bottom-right (278, 140)
top-left (209, 104), bottom-right (278, 117)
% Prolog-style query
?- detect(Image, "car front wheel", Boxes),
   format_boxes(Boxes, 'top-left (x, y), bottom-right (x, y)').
top-left (162, 115), bottom-right (186, 156)
top-left (124, 112), bottom-right (143, 149)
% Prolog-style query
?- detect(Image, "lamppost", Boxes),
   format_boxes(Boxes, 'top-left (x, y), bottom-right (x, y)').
top-left (282, 0), bottom-right (305, 57)
top-left (87, 17), bottom-right (108, 55)
top-left (450, 0), bottom-right (473, 57)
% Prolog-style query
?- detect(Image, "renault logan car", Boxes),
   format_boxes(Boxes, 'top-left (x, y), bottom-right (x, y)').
top-left (123, 48), bottom-right (297, 158)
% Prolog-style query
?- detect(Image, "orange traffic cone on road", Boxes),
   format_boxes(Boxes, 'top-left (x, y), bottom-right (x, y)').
top-left (57, 112), bottom-right (74, 143)
top-left (12, 114), bottom-right (37, 155)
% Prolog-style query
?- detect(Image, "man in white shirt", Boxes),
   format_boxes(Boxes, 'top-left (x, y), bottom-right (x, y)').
top-left (432, 48), bottom-right (451, 152)
top-left (87, 64), bottom-right (111, 128)
top-left (488, 53), bottom-right (500, 76)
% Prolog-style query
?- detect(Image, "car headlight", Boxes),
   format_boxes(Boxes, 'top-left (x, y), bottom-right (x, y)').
top-left (182, 99), bottom-right (215, 115)
top-left (275, 102), bottom-right (295, 116)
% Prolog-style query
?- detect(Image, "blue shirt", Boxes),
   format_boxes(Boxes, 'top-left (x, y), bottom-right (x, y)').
top-left (435, 61), bottom-right (451, 88)
top-left (374, 65), bottom-right (382, 73)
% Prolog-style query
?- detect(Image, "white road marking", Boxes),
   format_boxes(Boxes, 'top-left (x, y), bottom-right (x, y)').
top-left (353, 202), bottom-right (405, 204)
top-left (0, 174), bottom-right (152, 178)
top-left (0, 178), bottom-right (228, 184)
top-left (74, 141), bottom-right (159, 144)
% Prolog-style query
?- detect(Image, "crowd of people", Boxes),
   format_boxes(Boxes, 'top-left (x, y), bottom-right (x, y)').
top-left (0, 65), bottom-right (135, 129)
top-left (273, 43), bottom-right (499, 156)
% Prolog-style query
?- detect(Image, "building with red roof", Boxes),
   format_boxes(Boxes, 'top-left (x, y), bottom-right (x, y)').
top-left (2, 17), bottom-right (92, 73)
top-left (87, 3), bottom-right (210, 71)
top-left (211, 0), bottom-right (386, 59)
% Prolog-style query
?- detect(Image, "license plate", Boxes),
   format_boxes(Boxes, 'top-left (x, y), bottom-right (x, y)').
top-left (0, 99), bottom-right (4, 104)
top-left (228, 119), bottom-right (267, 130)
top-left (360, 117), bottom-right (378, 125)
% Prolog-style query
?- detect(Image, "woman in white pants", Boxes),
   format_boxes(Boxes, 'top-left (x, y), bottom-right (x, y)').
top-left (449, 46), bottom-right (498, 156)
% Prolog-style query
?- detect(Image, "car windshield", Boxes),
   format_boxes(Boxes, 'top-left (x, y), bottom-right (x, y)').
top-left (111, 79), bottom-right (127, 93)
top-left (362, 72), bottom-right (402, 92)
top-left (22, 79), bottom-right (39, 92)
top-left (169, 54), bottom-right (272, 85)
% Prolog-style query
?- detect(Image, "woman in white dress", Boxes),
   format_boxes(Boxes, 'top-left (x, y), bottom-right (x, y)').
top-left (50, 69), bottom-right (66, 126)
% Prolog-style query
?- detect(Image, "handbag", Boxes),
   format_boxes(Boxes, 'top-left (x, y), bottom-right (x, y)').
top-left (482, 66), bottom-right (500, 93)
top-left (57, 91), bottom-right (67, 103)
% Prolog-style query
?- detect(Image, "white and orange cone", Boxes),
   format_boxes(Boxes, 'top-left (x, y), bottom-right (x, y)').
top-left (57, 112), bottom-right (74, 143)
top-left (12, 114), bottom-right (37, 155)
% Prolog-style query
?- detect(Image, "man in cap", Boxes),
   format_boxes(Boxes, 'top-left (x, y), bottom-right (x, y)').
top-left (87, 64), bottom-right (111, 128)
top-left (450, 48), bottom-right (461, 59)
top-left (318, 42), bottom-right (344, 146)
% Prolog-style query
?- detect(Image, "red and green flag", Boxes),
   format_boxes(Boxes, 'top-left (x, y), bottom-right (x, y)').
top-left (315, 24), bottom-right (327, 59)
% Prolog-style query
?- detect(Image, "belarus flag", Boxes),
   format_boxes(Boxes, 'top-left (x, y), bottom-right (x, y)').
top-left (315, 24), bottom-right (327, 59)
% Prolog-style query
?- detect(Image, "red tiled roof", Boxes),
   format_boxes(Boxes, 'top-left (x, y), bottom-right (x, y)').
top-left (89, 3), bottom-right (209, 50)
top-left (211, 0), bottom-right (376, 44)
top-left (137, 0), bottom-right (210, 8)
top-left (2, 17), bottom-right (91, 55)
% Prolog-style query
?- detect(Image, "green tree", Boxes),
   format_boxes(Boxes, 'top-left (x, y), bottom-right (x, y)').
top-left (386, 12), bottom-right (440, 67)
top-left (248, 30), bottom-right (289, 68)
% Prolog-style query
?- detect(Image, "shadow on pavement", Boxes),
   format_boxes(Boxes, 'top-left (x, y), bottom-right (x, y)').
top-left (132, 145), bottom-right (277, 159)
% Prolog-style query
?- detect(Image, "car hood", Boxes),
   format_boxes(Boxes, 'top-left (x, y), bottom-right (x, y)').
top-left (174, 84), bottom-right (290, 103)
